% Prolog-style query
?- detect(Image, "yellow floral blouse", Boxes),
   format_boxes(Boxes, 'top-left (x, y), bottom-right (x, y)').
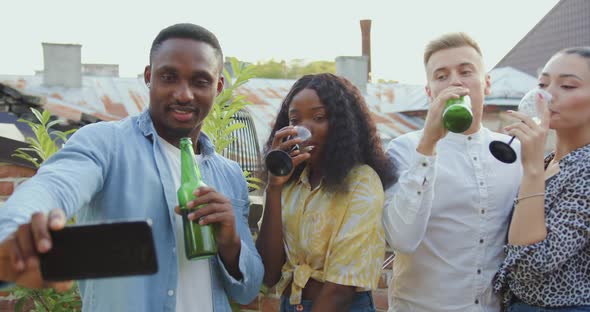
top-left (275, 164), bottom-right (386, 304)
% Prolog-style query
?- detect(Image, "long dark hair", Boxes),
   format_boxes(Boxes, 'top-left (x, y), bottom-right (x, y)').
top-left (264, 73), bottom-right (397, 192)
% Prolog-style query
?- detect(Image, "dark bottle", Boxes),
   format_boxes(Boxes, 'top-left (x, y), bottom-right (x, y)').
top-left (177, 137), bottom-right (217, 260)
top-left (442, 95), bottom-right (473, 133)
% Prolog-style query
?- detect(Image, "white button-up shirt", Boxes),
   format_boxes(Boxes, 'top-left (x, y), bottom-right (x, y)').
top-left (383, 128), bottom-right (522, 312)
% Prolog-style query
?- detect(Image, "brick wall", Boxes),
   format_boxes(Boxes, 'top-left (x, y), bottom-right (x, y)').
top-left (0, 164), bottom-right (36, 204)
top-left (0, 164), bottom-right (36, 309)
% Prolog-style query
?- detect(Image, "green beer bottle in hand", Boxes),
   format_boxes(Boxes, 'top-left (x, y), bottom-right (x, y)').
top-left (177, 137), bottom-right (217, 260)
top-left (442, 95), bottom-right (473, 133)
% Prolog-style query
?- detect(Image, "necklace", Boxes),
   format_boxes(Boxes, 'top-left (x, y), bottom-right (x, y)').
top-left (546, 157), bottom-right (561, 178)
top-left (547, 157), bottom-right (560, 169)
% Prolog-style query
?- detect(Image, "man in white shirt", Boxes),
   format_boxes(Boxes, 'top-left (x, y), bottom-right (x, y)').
top-left (383, 32), bottom-right (522, 312)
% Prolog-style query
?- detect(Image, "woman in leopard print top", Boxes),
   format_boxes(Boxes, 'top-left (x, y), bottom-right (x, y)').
top-left (493, 47), bottom-right (590, 311)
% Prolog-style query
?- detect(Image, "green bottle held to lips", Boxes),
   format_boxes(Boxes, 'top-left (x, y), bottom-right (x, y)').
top-left (442, 95), bottom-right (473, 133)
top-left (177, 137), bottom-right (217, 260)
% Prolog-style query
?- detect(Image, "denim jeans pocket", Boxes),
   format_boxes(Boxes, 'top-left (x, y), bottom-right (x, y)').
top-left (349, 292), bottom-right (376, 312)
top-left (280, 296), bottom-right (313, 312)
top-left (509, 302), bottom-right (539, 312)
top-left (509, 302), bottom-right (590, 312)
top-left (280, 292), bottom-right (375, 312)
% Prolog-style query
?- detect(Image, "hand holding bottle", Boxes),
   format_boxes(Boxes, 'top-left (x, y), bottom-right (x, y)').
top-left (176, 137), bottom-right (217, 260)
top-left (418, 87), bottom-right (469, 155)
top-left (175, 186), bottom-right (242, 279)
top-left (180, 187), bottom-right (239, 248)
top-left (442, 95), bottom-right (473, 133)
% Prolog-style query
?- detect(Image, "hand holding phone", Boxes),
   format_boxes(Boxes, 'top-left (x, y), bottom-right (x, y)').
top-left (40, 220), bottom-right (158, 281)
top-left (0, 209), bottom-right (73, 291)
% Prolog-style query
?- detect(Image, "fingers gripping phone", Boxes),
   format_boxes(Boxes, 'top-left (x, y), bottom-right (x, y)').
top-left (40, 220), bottom-right (158, 281)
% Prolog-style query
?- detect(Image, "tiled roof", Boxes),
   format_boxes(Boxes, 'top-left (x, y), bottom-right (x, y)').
top-left (0, 136), bottom-right (36, 169)
top-left (0, 75), bottom-right (148, 122)
top-left (495, 0), bottom-right (590, 76)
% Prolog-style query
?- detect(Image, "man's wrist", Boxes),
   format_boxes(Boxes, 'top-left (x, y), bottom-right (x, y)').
top-left (218, 233), bottom-right (241, 251)
top-left (416, 136), bottom-right (438, 156)
top-left (217, 234), bottom-right (242, 280)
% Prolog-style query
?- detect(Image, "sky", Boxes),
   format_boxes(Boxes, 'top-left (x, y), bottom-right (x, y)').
top-left (1, 0), bottom-right (559, 85)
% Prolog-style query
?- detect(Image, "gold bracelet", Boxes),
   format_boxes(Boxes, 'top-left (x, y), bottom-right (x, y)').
top-left (514, 192), bottom-right (545, 205)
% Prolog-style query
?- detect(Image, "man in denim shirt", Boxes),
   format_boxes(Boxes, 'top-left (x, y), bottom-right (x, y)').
top-left (0, 23), bottom-right (264, 311)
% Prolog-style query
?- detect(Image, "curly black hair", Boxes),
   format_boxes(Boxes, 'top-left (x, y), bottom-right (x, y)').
top-left (264, 73), bottom-right (397, 192)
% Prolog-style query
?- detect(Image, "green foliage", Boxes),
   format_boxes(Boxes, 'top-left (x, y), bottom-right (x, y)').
top-left (230, 300), bottom-right (243, 312)
top-left (202, 57), bottom-right (263, 191)
top-left (376, 78), bottom-right (398, 84)
top-left (12, 109), bottom-right (76, 168)
top-left (202, 57), bottom-right (256, 153)
top-left (252, 59), bottom-right (336, 79)
top-left (11, 108), bottom-right (81, 311)
top-left (259, 284), bottom-right (269, 295)
top-left (12, 286), bottom-right (81, 312)
top-left (203, 58), bottom-right (268, 311)
top-left (243, 170), bottom-right (263, 191)
top-left (290, 59), bottom-right (336, 77)
top-left (251, 59), bottom-right (288, 79)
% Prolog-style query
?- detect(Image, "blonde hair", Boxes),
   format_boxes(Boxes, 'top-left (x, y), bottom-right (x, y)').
top-left (424, 32), bottom-right (483, 66)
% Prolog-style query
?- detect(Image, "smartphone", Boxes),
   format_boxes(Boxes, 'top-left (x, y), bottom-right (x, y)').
top-left (40, 220), bottom-right (158, 281)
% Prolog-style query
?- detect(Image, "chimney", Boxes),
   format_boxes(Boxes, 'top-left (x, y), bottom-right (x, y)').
top-left (82, 64), bottom-right (119, 77)
top-left (360, 19), bottom-right (372, 82)
top-left (336, 56), bottom-right (369, 94)
top-left (42, 43), bottom-right (82, 88)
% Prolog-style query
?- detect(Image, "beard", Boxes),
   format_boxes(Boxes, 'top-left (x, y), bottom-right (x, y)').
top-left (149, 103), bottom-right (206, 143)
top-left (163, 125), bottom-right (193, 140)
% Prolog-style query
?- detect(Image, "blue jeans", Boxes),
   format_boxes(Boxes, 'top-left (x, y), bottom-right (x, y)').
top-left (280, 291), bottom-right (375, 312)
top-left (509, 302), bottom-right (590, 312)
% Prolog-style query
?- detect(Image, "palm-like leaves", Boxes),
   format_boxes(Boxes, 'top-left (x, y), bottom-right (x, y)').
top-left (243, 170), bottom-right (264, 191)
top-left (202, 57), bottom-right (257, 153)
top-left (202, 57), bottom-right (263, 191)
top-left (11, 108), bottom-right (81, 311)
top-left (12, 108), bottom-right (76, 168)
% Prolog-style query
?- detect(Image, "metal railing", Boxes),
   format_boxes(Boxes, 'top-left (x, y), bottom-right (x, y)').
top-left (220, 109), bottom-right (262, 191)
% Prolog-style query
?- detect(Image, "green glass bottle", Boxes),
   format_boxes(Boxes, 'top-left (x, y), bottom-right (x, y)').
top-left (442, 95), bottom-right (473, 133)
top-left (177, 137), bottom-right (217, 260)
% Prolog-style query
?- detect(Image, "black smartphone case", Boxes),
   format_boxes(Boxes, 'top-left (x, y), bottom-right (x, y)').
top-left (40, 220), bottom-right (159, 281)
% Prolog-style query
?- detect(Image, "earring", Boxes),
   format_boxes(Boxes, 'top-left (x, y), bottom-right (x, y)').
top-left (146, 83), bottom-right (151, 88)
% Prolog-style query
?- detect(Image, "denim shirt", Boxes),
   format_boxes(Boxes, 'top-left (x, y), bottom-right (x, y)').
top-left (0, 110), bottom-right (264, 311)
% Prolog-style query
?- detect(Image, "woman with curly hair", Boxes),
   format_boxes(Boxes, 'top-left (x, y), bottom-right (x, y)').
top-left (256, 73), bottom-right (397, 312)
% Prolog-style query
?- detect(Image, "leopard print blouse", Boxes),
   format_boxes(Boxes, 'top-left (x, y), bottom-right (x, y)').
top-left (493, 143), bottom-right (590, 309)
